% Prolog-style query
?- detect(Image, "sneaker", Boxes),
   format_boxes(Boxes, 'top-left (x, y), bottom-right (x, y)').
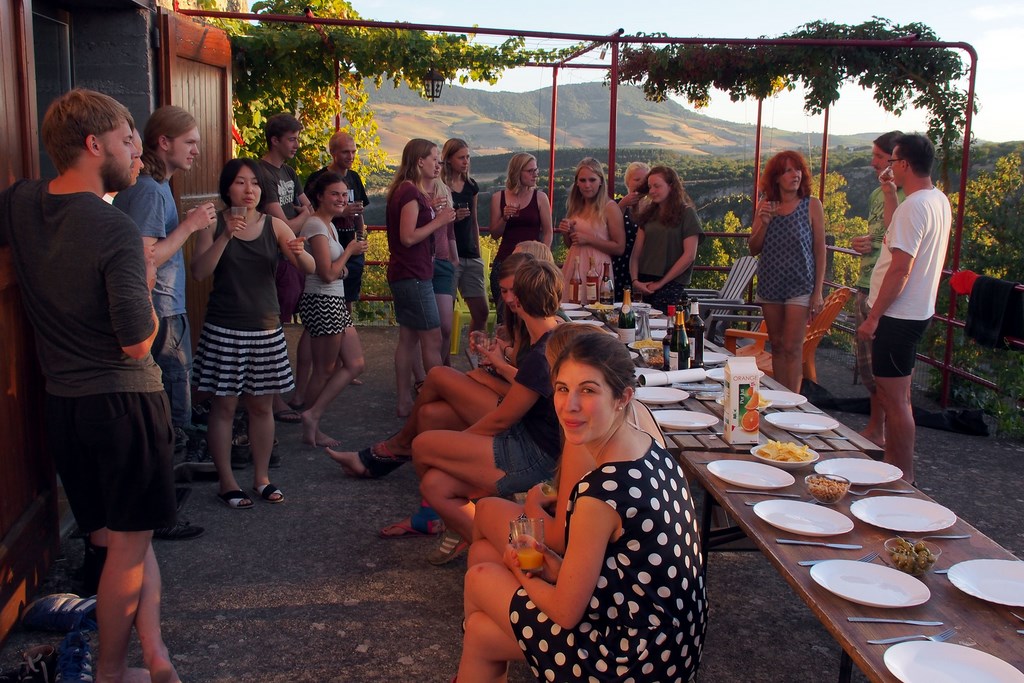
top-left (20, 594), bottom-right (96, 633)
top-left (54, 629), bottom-right (93, 682)
top-left (152, 520), bottom-right (205, 541)
top-left (426, 530), bottom-right (468, 566)
top-left (17, 644), bottom-right (56, 683)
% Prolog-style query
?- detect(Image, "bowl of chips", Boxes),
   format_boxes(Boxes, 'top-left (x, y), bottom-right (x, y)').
top-left (750, 441), bottom-right (819, 471)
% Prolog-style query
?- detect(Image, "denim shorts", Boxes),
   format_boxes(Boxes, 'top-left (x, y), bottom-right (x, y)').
top-left (755, 292), bottom-right (811, 307)
top-left (432, 258), bottom-right (456, 298)
top-left (152, 313), bottom-right (192, 429)
top-left (390, 278), bottom-right (440, 330)
top-left (492, 422), bottom-right (556, 497)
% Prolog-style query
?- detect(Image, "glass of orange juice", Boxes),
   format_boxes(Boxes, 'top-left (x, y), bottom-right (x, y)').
top-left (510, 517), bottom-right (544, 573)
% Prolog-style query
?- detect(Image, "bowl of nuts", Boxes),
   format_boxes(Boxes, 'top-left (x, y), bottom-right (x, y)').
top-left (804, 473), bottom-right (850, 504)
top-left (884, 537), bottom-right (941, 576)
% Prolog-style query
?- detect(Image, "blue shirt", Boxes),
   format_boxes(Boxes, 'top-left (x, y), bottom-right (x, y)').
top-left (113, 175), bottom-right (186, 317)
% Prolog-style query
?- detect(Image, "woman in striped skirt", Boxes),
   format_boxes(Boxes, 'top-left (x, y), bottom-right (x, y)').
top-left (297, 171), bottom-right (368, 448)
top-left (191, 158), bottom-right (315, 509)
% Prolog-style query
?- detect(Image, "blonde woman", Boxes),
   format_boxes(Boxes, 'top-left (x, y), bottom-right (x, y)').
top-left (488, 153), bottom-right (553, 312)
top-left (613, 161), bottom-right (650, 300)
top-left (556, 157), bottom-right (625, 302)
top-left (385, 139), bottom-right (457, 417)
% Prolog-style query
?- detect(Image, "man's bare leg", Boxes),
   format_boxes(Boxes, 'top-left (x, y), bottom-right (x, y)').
top-left (875, 374), bottom-right (915, 483)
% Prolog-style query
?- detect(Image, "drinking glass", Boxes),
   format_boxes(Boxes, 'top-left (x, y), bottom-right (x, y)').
top-left (510, 517), bottom-right (544, 572)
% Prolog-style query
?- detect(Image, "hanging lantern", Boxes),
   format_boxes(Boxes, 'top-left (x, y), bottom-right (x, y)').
top-left (424, 68), bottom-right (445, 101)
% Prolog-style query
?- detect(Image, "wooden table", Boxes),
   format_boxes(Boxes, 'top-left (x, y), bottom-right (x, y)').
top-left (674, 447), bottom-right (1024, 682)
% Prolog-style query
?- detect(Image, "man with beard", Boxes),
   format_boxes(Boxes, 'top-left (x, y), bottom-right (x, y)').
top-left (0, 89), bottom-right (181, 683)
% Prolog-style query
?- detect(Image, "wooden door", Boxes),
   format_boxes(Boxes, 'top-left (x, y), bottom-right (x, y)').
top-left (0, 0), bottom-right (56, 647)
top-left (158, 9), bottom-right (232, 348)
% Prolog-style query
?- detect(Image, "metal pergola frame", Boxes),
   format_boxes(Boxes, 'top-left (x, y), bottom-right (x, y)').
top-left (172, 3), bottom-right (982, 406)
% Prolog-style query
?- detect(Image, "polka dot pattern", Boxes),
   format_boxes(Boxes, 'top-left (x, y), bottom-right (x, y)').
top-left (508, 444), bottom-right (707, 681)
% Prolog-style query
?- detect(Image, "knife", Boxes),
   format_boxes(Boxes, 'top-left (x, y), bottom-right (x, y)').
top-left (848, 617), bottom-right (944, 626)
top-left (776, 538), bottom-right (863, 550)
top-left (726, 489), bottom-right (802, 498)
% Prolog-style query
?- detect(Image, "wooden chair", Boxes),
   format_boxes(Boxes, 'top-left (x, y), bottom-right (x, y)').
top-left (450, 241), bottom-right (497, 354)
top-left (689, 255), bottom-right (762, 343)
top-left (723, 287), bottom-right (853, 383)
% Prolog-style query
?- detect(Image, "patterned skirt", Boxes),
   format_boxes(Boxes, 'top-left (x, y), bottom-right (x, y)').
top-left (192, 323), bottom-right (295, 396)
top-left (298, 293), bottom-right (352, 337)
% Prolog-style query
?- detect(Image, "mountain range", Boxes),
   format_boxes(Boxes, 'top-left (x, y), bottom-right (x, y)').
top-left (366, 81), bottom-right (878, 159)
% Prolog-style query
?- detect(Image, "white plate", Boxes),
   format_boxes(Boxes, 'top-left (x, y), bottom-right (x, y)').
top-left (750, 444), bottom-right (819, 470)
top-left (814, 458), bottom-right (903, 485)
top-left (563, 309), bottom-right (592, 319)
top-left (810, 560), bottom-right (930, 607)
top-left (649, 318), bottom-right (669, 329)
top-left (560, 302), bottom-right (583, 310)
top-left (947, 559), bottom-right (1024, 607)
top-left (635, 387), bottom-right (690, 405)
top-left (568, 319), bottom-right (605, 327)
top-left (753, 499), bottom-right (853, 536)
top-left (703, 351), bottom-right (728, 365)
top-left (653, 410), bottom-right (719, 431)
top-left (707, 460), bottom-right (794, 489)
top-left (849, 496), bottom-right (956, 533)
top-left (764, 412), bottom-right (840, 433)
top-left (651, 329), bottom-right (667, 341)
top-left (757, 390), bottom-right (808, 408)
top-left (885, 642), bottom-right (1024, 683)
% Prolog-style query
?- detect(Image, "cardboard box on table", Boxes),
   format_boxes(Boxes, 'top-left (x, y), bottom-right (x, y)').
top-left (723, 356), bottom-right (761, 446)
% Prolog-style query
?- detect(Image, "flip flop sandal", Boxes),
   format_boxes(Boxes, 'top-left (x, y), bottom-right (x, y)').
top-left (273, 409), bottom-right (301, 424)
top-left (378, 506), bottom-right (444, 539)
top-left (356, 444), bottom-right (411, 479)
top-left (254, 483), bottom-right (285, 504)
top-left (218, 489), bottom-right (253, 509)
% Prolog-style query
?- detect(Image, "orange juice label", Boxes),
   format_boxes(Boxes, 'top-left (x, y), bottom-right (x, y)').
top-left (724, 357), bottom-right (760, 445)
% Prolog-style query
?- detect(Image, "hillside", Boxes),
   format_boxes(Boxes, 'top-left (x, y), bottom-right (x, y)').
top-left (366, 81), bottom-right (878, 159)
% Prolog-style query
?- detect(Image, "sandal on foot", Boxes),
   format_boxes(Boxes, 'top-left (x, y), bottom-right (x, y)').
top-left (273, 409), bottom-right (301, 424)
top-left (218, 490), bottom-right (253, 509)
top-left (254, 483), bottom-right (284, 503)
top-left (356, 446), bottom-right (410, 479)
top-left (20, 593), bottom-right (97, 632)
top-left (379, 507), bottom-right (444, 539)
top-left (286, 399), bottom-right (306, 411)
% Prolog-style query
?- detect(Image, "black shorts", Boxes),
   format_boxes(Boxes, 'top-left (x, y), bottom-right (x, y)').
top-left (343, 255), bottom-right (365, 302)
top-left (46, 391), bottom-right (177, 533)
top-left (872, 316), bottom-right (929, 378)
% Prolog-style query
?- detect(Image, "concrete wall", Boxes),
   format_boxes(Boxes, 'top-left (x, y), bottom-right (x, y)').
top-left (71, 8), bottom-right (155, 129)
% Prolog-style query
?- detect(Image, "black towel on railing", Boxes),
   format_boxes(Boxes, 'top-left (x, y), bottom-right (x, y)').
top-left (965, 276), bottom-right (1024, 349)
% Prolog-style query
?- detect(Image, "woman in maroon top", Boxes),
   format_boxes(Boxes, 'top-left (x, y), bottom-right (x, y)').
top-left (385, 138), bottom-right (457, 417)
top-left (488, 153), bottom-right (552, 313)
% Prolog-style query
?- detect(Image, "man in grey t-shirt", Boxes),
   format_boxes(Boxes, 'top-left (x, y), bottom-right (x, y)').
top-left (0, 89), bottom-right (181, 682)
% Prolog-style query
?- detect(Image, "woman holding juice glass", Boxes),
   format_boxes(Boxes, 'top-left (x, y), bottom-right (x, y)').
top-left (458, 333), bottom-right (707, 682)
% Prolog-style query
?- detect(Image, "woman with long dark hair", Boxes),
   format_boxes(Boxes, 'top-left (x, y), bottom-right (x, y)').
top-left (748, 150), bottom-right (826, 392)
top-left (628, 165), bottom-right (705, 311)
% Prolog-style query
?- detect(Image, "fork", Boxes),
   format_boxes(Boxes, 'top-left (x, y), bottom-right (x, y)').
top-left (867, 627), bottom-right (956, 645)
top-left (847, 488), bottom-right (915, 496)
top-left (799, 551), bottom-right (879, 567)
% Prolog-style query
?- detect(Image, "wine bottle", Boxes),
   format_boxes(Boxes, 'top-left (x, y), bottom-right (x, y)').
top-left (661, 304), bottom-right (676, 371)
top-left (671, 309), bottom-right (689, 370)
top-left (585, 257), bottom-right (599, 304)
top-left (678, 289), bottom-right (691, 324)
top-left (599, 262), bottom-right (614, 305)
top-left (617, 288), bottom-right (636, 344)
top-left (569, 256), bottom-right (583, 305)
top-left (689, 300), bottom-right (705, 369)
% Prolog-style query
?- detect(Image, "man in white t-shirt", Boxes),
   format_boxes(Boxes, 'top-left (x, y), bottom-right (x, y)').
top-left (857, 133), bottom-right (952, 484)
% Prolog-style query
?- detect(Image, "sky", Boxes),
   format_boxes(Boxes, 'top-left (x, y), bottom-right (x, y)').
top-left (355, 0), bottom-right (1023, 142)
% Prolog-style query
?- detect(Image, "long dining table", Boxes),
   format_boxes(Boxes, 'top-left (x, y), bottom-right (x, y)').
top-left (627, 342), bottom-right (1024, 682)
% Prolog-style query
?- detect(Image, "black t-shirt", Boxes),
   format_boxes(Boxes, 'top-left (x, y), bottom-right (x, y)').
top-left (450, 177), bottom-right (480, 258)
top-left (259, 159), bottom-right (302, 219)
top-left (513, 330), bottom-right (560, 459)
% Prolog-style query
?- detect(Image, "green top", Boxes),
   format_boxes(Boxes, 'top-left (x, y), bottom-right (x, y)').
top-left (856, 186), bottom-right (905, 290)
top-left (637, 206), bottom-right (704, 285)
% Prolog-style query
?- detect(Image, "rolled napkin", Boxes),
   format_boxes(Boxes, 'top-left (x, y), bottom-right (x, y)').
top-left (638, 368), bottom-right (707, 386)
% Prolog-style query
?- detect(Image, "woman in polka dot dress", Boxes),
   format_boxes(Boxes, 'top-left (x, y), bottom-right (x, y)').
top-left (459, 333), bottom-right (707, 682)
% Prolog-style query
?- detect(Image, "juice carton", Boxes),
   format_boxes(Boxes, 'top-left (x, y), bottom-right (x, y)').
top-left (723, 356), bottom-right (761, 446)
